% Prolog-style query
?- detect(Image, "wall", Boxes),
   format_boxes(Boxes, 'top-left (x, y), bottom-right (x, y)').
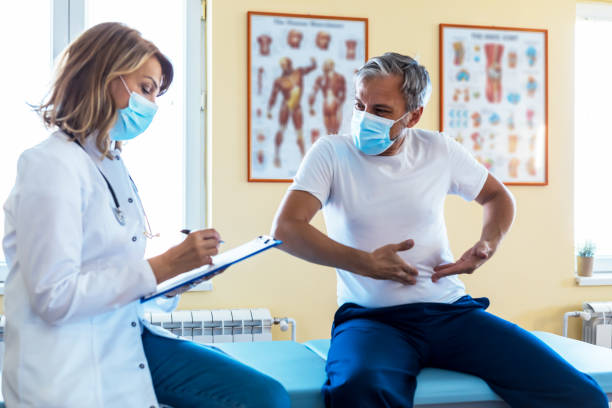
top-left (177, 0), bottom-right (612, 342)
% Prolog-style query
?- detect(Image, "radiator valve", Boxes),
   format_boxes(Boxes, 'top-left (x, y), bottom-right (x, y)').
top-left (273, 317), bottom-right (297, 341)
top-left (274, 317), bottom-right (289, 331)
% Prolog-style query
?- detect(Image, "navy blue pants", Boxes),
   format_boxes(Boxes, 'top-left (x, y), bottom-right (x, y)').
top-left (322, 296), bottom-right (609, 408)
top-left (142, 328), bottom-right (290, 408)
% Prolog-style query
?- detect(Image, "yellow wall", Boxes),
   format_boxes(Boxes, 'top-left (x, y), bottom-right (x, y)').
top-left (176, 0), bottom-right (612, 342)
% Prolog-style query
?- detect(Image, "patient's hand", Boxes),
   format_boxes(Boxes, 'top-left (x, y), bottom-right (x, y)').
top-left (431, 240), bottom-right (493, 282)
top-left (364, 240), bottom-right (419, 285)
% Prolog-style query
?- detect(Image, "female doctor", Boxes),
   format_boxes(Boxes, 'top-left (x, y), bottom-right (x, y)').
top-left (1, 22), bottom-right (289, 408)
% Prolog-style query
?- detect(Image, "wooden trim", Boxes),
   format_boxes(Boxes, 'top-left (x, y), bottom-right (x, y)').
top-left (439, 23), bottom-right (549, 187)
top-left (247, 11), bottom-right (368, 182)
top-left (247, 11), bottom-right (252, 181)
top-left (440, 23), bottom-right (547, 34)
top-left (439, 24), bottom-right (444, 134)
top-left (247, 10), bottom-right (368, 23)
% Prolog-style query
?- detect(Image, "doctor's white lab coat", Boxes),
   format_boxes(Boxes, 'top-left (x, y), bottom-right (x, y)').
top-left (2, 131), bottom-right (178, 408)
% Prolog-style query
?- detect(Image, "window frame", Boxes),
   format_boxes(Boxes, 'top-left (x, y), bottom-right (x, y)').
top-left (0, 0), bottom-right (207, 285)
top-left (575, 2), bottom-right (612, 279)
top-left (577, 2), bottom-right (612, 23)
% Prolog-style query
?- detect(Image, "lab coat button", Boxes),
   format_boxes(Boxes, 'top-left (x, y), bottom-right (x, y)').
top-left (139, 363), bottom-right (145, 369)
top-left (132, 236), bottom-right (137, 242)
top-left (131, 321), bottom-right (137, 327)
top-left (128, 198), bottom-right (134, 203)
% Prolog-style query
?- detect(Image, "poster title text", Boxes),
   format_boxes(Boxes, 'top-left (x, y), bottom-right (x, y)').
top-left (273, 18), bottom-right (344, 29)
top-left (471, 32), bottom-right (519, 41)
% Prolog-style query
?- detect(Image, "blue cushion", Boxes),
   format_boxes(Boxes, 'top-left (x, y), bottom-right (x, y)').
top-left (216, 332), bottom-right (612, 408)
top-left (305, 332), bottom-right (612, 404)
top-left (214, 341), bottom-right (327, 408)
top-left (304, 340), bottom-right (502, 405)
top-left (530, 331), bottom-right (612, 393)
top-left (302, 339), bottom-right (329, 360)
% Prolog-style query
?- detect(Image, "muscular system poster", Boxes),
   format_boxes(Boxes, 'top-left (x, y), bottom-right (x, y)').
top-left (248, 12), bottom-right (367, 181)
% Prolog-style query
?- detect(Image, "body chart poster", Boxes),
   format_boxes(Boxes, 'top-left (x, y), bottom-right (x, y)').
top-left (248, 12), bottom-right (367, 182)
top-left (440, 24), bottom-right (548, 185)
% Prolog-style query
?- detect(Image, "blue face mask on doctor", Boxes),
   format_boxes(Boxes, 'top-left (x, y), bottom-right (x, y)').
top-left (351, 109), bottom-right (410, 155)
top-left (110, 76), bottom-right (158, 141)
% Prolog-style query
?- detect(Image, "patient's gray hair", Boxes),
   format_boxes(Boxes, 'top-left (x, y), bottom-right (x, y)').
top-left (355, 52), bottom-right (432, 112)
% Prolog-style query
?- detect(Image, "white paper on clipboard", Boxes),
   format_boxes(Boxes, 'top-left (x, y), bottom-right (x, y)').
top-left (141, 235), bottom-right (281, 302)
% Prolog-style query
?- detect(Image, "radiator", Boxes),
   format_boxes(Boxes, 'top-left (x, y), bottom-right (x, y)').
top-left (0, 310), bottom-right (292, 374)
top-left (143, 308), bottom-right (296, 343)
top-left (0, 309), bottom-right (295, 347)
top-left (563, 301), bottom-right (612, 348)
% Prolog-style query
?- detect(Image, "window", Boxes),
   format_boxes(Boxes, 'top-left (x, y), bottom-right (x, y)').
top-left (0, 0), bottom-right (205, 280)
top-left (0, 1), bottom-right (54, 281)
top-left (575, 3), bottom-right (612, 273)
top-left (86, 0), bottom-right (187, 258)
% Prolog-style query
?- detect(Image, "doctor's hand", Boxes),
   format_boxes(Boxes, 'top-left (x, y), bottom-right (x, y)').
top-left (431, 240), bottom-right (493, 283)
top-left (148, 229), bottom-right (223, 284)
top-left (163, 267), bottom-right (228, 298)
top-left (363, 240), bottom-right (419, 285)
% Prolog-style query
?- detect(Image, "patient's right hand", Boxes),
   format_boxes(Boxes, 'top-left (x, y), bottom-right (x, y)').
top-left (364, 240), bottom-right (418, 285)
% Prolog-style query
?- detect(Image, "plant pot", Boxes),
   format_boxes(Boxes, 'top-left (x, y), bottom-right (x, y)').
top-left (577, 256), bottom-right (594, 277)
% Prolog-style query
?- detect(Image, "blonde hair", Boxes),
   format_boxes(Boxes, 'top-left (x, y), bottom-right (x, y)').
top-left (36, 22), bottom-right (173, 157)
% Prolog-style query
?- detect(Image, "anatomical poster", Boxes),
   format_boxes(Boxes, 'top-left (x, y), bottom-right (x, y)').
top-left (440, 24), bottom-right (548, 185)
top-left (248, 11), bottom-right (368, 182)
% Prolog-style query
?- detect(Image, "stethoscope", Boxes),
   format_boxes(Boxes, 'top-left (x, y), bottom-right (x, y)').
top-left (74, 139), bottom-right (127, 226)
top-left (72, 137), bottom-right (159, 238)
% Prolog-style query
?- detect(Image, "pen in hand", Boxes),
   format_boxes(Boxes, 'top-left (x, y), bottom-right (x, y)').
top-left (181, 229), bottom-right (225, 244)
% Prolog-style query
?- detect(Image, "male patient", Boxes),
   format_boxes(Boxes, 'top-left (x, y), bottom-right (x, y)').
top-left (271, 52), bottom-right (608, 407)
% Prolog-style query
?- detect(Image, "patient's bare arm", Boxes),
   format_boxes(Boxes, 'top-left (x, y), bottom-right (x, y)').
top-left (432, 173), bottom-right (515, 282)
top-left (271, 190), bottom-right (418, 284)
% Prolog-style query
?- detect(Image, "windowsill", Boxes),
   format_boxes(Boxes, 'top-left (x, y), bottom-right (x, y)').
top-left (0, 262), bottom-right (5, 295)
top-left (190, 281), bottom-right (213, 292)
top-left (575, 273), bottom-right (612, 286)
top-left (0, 281), bottom-right (210, 296)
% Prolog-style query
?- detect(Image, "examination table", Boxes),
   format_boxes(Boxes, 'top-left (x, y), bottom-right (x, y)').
top-left (215, 331), bottom-right (612, 408)
top-left (0, 331), bottom-right (608, 407)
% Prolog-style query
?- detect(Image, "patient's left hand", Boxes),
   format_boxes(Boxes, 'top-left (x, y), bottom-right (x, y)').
top-left (431, 241), bottom-right (493, 283)
top-left (164, 267), bottom-right (227, 298)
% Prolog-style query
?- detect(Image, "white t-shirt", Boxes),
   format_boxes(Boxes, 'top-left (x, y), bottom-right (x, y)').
top-left (289, 129), bottom-right (488, 308)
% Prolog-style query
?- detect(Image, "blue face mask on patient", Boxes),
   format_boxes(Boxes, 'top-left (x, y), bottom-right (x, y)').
top-left (110, 76), bottom-right (158, 141)
top-left (350, 109), bottom-right (409, 155)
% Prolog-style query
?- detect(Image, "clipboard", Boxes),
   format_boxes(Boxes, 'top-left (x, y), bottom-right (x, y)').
top-left (141, 235), bottom-right (282, 302)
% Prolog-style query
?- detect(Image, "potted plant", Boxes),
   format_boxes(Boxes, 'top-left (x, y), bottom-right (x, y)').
top-left (576, 241), bottom-right (596, 277)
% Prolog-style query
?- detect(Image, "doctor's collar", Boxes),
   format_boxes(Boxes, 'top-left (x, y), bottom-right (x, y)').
top-left (75, 131), bottom-right (122, 161)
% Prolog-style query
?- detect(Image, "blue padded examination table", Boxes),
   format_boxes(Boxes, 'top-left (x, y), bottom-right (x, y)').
top-left (215, 331), bottom-right (612, 408)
